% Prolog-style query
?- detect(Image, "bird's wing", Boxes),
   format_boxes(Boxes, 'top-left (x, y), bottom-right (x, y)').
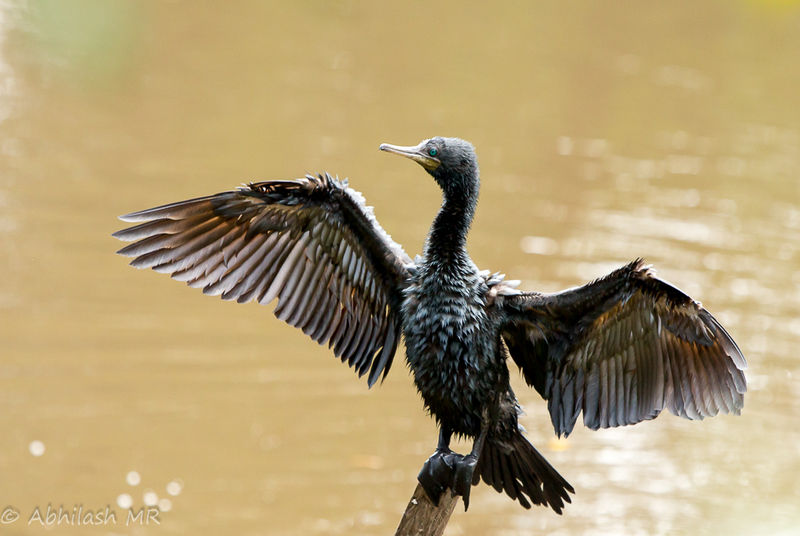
top-left (114, 173), bottom-right (413, 387)
top-left (496, 259), bottom-right (746, 437)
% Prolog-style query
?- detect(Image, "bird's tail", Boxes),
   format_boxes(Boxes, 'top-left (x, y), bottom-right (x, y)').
top-left (475, 431), bottom-right (574, 513)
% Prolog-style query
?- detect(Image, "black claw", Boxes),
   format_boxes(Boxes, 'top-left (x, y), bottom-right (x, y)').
top-left (453, 454), bottom-right (478, 510)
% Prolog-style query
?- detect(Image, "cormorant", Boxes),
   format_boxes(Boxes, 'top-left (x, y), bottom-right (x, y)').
top-left (113, 137), bottom-right (746, 513)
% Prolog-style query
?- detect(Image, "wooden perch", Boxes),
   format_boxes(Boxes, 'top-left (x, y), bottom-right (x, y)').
top-left (395, 482), bottom-right (459, 536)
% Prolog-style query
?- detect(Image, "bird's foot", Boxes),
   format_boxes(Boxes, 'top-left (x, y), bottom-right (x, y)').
top-left (418, 448), bottom-right (459, 506)
top-left (453, 454), bottom-right (478, 510)
top-left (418, 450), bottom-right (479, 510)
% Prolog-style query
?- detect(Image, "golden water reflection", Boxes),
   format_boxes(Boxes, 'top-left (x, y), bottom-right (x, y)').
top-left (1, 1), bottom-right (798, 535)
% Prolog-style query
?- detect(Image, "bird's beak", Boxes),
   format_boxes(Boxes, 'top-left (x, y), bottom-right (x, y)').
top-left (379, 141), bottom-right (440, 171)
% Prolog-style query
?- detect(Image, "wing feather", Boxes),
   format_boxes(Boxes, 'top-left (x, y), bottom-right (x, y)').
top-left (497, 259), bottom-right (746, 437)
top-left (114, 173), bottom-right (412, 386)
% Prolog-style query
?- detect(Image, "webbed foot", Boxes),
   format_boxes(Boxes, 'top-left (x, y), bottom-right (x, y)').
top-left (418, 448), bottom-right (459, 505)
top-left (418, 449), bottom-right (479, 510)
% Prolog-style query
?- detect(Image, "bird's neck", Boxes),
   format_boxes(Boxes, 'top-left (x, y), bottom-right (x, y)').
top-left (424, 184), bottom-right (478, 270)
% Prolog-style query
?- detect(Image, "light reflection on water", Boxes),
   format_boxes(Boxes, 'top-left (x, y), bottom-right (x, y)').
top-left (0, 1), bottom-right (798, 535)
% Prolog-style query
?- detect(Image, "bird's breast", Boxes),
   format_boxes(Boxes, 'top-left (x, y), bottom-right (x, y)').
top-left (401, 271), bottom-right (502, 432)
top-left (401, 272), bottom-right (488, 356)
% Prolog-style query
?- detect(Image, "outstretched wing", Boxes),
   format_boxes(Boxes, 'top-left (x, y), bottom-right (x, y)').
top-left (114, 173), bottom-right (413, 387)
top-left (497, 259), bottom-right (747, 437)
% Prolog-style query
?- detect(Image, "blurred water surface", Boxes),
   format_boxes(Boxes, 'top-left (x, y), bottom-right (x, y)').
top-left (1, 1), bottom-right (798, 535)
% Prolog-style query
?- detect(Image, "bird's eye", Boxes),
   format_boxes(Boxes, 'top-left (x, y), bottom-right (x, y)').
top-left (428, 148), bottom-right (438, 157)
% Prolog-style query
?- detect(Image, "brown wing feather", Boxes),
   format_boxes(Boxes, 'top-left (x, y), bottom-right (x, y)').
top-left (113, 173), bottom-right (412, 387)
top-left (498, 259), bottom-right (747, 437)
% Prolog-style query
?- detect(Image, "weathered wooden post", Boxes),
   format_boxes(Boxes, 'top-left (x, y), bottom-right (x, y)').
top-left (395, 483), bottom-right (459, 536)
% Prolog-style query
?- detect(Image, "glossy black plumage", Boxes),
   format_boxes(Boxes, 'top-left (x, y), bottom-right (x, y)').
top-left (114, 136), bottom-right (746, 514)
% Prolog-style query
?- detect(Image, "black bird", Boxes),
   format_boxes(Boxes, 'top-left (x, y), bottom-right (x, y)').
top-left (113, 137), bottom-right (747, 513)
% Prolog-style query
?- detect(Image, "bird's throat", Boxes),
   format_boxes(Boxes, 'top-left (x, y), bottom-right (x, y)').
top-left (425, 193), bottom-right (477, 269)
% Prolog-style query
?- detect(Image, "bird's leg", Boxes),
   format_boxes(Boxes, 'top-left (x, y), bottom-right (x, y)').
top-left (418, 427), bottom-right (459, 505)
top-left (452, 413), bottom-right (490, 510)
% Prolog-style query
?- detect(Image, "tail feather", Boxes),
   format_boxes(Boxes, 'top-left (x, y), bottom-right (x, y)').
top-left (476, 432), bottom-right (574, 513)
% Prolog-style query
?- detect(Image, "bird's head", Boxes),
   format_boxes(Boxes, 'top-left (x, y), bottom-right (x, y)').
top-left (380, 137), bottom-right (479, 201)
